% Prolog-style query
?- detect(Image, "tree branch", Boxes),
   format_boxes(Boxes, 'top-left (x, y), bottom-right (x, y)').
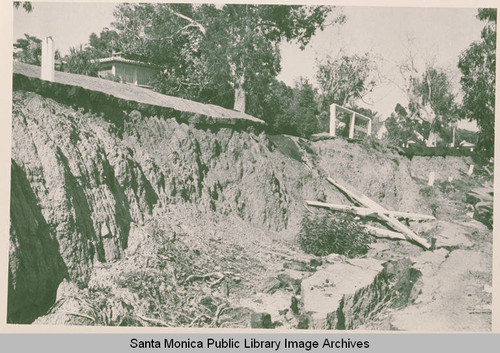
top-left (169, 10), bottom-right (206, 35)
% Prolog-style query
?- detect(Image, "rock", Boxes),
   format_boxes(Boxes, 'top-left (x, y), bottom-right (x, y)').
top-left (56, 279), bottom-right (79, 301)
top-left (301, 258), bottom-right (383, 329)
top-left (260, 274), bottom-right (300, 294)
top-left (239, 291), bottom-right (293, 328)
top-left (283, 261), bottom-right (315, 272)
top-left (301, 258), bottom-right (422, 330)
top-left (260, 277), bottom-right (282, 294)
top-left (434, 221), bottom-right (473, 248)
top-left (368, 241), bottom-right (392, 255)
top-left (390, 250), bottom-right (491, 331)
top-left (324, 253), bottom-right (348, 263)
top-left (250, 312), bottom-right (272, 329)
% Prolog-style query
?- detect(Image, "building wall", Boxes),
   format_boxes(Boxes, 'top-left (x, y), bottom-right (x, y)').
top-left (113, 62), bottom-right (160, 86)
top-left (136, 65), bottom-right (160, 86)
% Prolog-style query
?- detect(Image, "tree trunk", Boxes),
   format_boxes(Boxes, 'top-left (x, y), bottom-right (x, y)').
top-left (426, 128), bottom-right (438, 147)
top-left (422, 103), bottom-right (437, 147)
top-left (233, 85), bottom-right (246, 112)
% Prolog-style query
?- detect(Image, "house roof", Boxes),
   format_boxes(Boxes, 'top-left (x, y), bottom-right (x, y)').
top-left (96, 55), bottom-right (163, 70)
top-left (12, 62), bottom-right (265, 126)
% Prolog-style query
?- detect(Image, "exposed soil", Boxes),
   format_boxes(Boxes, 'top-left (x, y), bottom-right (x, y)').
top-left (9, 90), bottom-right (492, 331)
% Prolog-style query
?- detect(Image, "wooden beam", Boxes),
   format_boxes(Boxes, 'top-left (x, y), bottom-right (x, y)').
top-left (305, 200), bottom-right (435, 221)
top-left (306, 200), bottom-right (378, 217)
top-left (326, 177), bottom-right (432, 249)
top-left (364, 225), bottom-right (406, 240)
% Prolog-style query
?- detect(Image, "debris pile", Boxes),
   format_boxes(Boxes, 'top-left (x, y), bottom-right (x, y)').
top-left (306, 177), bottom-right (435, 249)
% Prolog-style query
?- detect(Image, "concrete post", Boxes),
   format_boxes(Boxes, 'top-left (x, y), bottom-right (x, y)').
top-left (349, 111), bottom-right (356, 139)
top-left (41, 37), bottom-right (55, 82)
top-left (428, 172), bottom-right (435, 186)
top-left (329, 103), bottom-right (336, 137)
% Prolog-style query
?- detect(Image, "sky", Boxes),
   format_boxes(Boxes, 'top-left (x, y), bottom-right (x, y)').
top-left (13, 2), bottom-right (486, 128)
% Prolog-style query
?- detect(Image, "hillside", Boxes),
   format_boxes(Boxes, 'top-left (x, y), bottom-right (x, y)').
top-left (9, 76), bottom-right (492, 330)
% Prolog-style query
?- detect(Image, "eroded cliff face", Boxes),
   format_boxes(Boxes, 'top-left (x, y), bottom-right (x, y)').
top-left (9, 161), bottom-right (67, 323)
top-left (10, 89), bottom-right (487, 327)
top-left (9, 90), bottom-right (324, 323)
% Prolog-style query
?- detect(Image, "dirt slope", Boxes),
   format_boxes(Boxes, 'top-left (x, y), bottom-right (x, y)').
top-left (9, 90), bottom-right (492, 330)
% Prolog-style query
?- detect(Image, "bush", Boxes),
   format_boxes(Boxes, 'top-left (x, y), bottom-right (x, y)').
top-left (298, 211), bottom-right (372, 257)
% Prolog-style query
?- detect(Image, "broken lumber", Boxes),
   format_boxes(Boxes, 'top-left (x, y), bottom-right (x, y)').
top-left (305, 200), bottom-right (435, 221)
top-left (326, 177), bottom-right (432, 249)
top-left (364, 225), bottom-right (406, 240)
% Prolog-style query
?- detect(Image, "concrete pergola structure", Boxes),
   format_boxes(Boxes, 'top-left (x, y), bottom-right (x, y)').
top-left (329, 103), bottom-right (372, 139)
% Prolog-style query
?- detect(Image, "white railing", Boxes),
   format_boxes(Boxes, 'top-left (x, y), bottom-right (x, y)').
top-left (329, 103), bottom-right (372, 139)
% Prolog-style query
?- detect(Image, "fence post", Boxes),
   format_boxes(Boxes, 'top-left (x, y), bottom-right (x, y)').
top-left (41, 37), bottom-right (54, 82)
top-left (329, 103), bottom-right (336, 137)
top-left (349, 111), bottom-right (356, 139)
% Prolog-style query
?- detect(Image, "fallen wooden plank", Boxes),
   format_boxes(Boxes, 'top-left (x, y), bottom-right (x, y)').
top-left (326, 177), bottom-right (432, 249)
top-left (306, 200), bottom-right (378, 217)
top-left (305, 200), bottom-right (435, 221)
top-left (364, 225), bottom-right (406, 240)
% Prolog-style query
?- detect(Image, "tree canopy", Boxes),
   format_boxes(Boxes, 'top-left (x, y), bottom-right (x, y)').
top-left (458, 8), bottom-right (496, 157)
top-left (13, 1), bottom-right (33, 13)
top-left (110, 3), bottom-right (342, 112)
top-left (316, 52), bottom-right (376, 108)
top-left (409, 67), bottom-right (458, 146)
top-left (13, 34), bottom-right (41, 65)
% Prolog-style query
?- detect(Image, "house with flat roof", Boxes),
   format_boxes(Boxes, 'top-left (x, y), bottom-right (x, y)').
top-left (96, 54), bottom-right (163, 87)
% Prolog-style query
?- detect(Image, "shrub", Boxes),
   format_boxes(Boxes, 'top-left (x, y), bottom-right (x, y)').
top-left (298, 211), bottom-right (372, 257)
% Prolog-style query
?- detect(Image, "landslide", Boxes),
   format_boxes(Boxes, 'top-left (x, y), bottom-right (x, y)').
top-left (9, 90), bottom-right (491, 328)
top-left (9, 90), bottom-right (325, 323)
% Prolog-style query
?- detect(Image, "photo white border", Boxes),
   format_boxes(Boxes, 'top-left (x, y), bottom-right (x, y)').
top-left (1, 0), bottom-right (498, 334)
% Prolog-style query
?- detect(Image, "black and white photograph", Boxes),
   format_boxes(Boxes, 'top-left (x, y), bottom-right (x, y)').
top-left (5, 0), bottom-right (496, 332)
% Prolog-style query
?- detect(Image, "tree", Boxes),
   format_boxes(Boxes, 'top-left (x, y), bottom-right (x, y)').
top-left (112, 3), bottom-right (227, 106)
top-left (385, 103), bottom-right (430, 147)
top-left (13, 34), bottom-right (41, 65)
top-left (316, 52), bottom-right (376, 109)
top-left (254, 79), bottom-right (293, 132)
top-left (61, 28), bottom-right (122, 77)
top-left (63, 46), bottom-right (100, 77)
top-left (259, 78), bottom-right (321, 137)
top-left (458, 8), bottom-right (496, 157)
top-left (111, 3), bottom-right (342, 112)
top-left (409, 67), bottom-right (458, 146)
top-left (385, 66), bottom-right (457, 148)
top-left (286, 78), bottom-right (321, 137)
top-left (198, 5), bottom-right (339, 112)
top-left (88, 28), bottom-right (121, 58)
top-left (14, 1), bottom-right (33, 13)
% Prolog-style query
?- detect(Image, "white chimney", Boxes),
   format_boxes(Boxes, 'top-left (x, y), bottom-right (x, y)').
top-left (41, 37), bottom-right (54, 81)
